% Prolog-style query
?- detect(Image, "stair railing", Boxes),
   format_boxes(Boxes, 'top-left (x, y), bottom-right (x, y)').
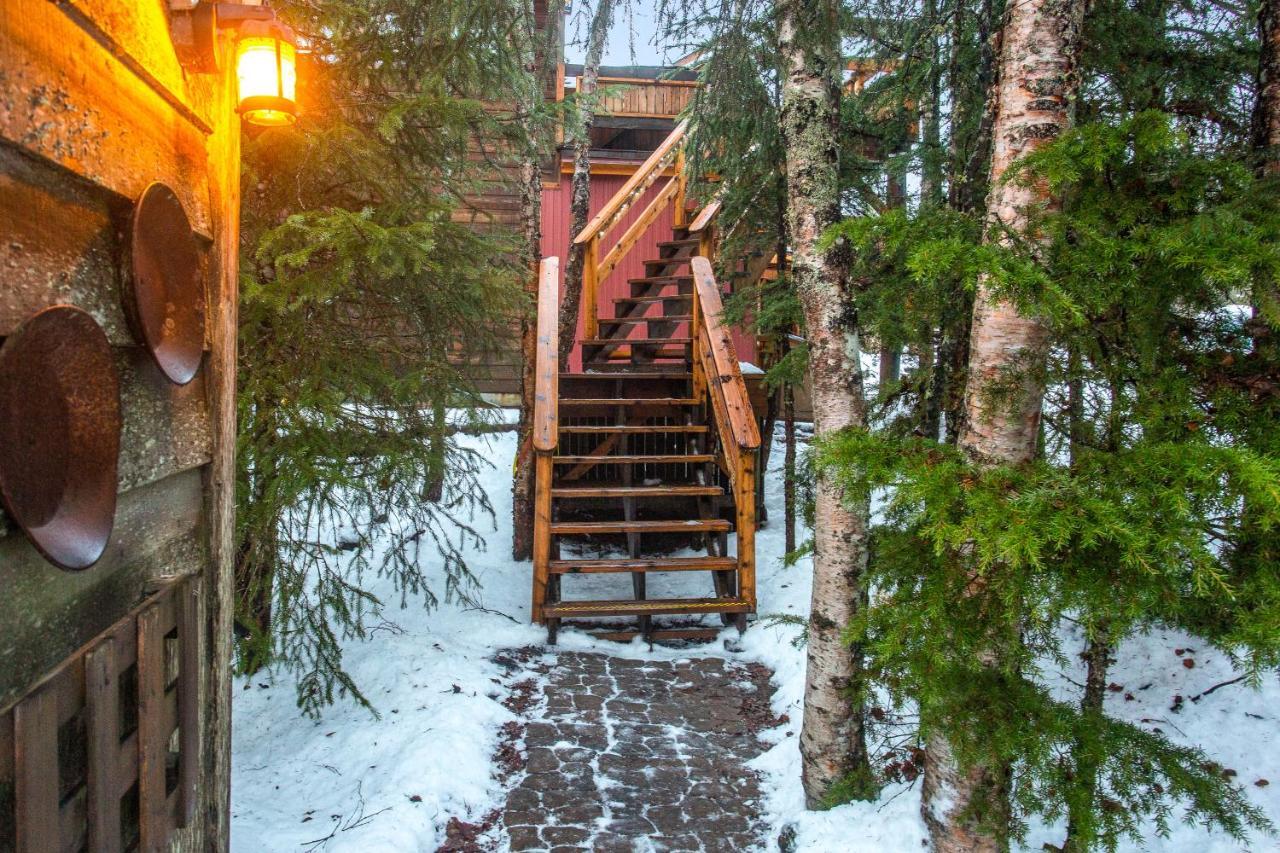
top-left (531, 256), bottom-right (560, 623)
top-left (688, 255), bottom-right (761, 608)
top-left (572, 119), bottom-right (688, 340)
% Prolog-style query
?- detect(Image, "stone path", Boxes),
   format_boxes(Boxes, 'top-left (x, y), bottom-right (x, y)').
top-left (499, 651), bottom-right (779, 853)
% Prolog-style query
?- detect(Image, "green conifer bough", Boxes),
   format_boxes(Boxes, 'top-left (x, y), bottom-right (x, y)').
top-left (236, 0), bottom-right (550, 716)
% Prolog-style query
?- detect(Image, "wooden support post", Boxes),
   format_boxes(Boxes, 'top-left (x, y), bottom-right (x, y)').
top-left (532, 257), bottom-right (560, 625)
top-left (736, 454), bottom-right (757, 611)
top-left (698, 224), bottom-right (716, 263)
top-left (86, 639), bottom-right (124, 853)
top-left (673, 149), bottom-right (688, 229)
top-left (691, 305), bottom-right (706, 404)
top-left (583, 237), bottom-right (599, 342)
top-left (532, 452), bottom-right (553, 623)
top-left (14, 685), bottom-right (58, 853)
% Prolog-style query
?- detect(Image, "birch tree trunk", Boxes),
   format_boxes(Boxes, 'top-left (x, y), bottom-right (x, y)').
top-left (512, 0), bottom-right (545, 560)
top-left (558, 0), bottom-right (617, 366)
top-left (778, 0), bottom-right (873, 808)
top-left (921, 0), bottom-right (1084, 845)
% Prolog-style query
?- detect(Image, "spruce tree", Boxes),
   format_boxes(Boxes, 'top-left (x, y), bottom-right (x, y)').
top-left (237, 0), bottom-right (543, 715)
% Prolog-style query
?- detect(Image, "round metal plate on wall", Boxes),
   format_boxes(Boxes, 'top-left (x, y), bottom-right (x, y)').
top-left (0, 305), bottom-right (121, 571)
top-left (126, 182), bottom-right (206, 385)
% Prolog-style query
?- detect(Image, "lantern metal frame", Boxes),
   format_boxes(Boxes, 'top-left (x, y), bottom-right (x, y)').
top-left (171, 2), bottom-right (299, 126)
top-left (234, 17), bottom-right (298, 125)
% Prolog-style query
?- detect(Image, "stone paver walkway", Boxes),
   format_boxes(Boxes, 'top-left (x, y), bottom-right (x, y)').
top-left (500, 651), bottom-right (778, 853)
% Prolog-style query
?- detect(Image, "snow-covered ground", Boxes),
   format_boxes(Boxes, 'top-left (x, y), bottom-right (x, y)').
top-left (231, 425), bottom-right (1279, 852)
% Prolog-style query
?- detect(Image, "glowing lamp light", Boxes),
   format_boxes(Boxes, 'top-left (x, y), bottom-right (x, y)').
top-left (236, 19), bottom-right (297, 127)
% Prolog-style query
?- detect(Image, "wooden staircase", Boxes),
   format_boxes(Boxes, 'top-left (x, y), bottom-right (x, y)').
top-left (531, 125), bottom-right (761, 644)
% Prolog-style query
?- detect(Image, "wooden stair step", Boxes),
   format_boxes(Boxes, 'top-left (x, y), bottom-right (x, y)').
top-left (552, 485), bottom-right (723, 499)
top-left (629, 276), bottom-right (693, 285)
top-left (559, 398), bottom-right (698, 406)
top-left (614, 296), bottom-right (691, 304)
top-left (543, 597), bottom-right (750, 618)
top-left (582, 338), bottom-right (692, 346)
top-left (550, 518), bottom-right (732, 534)
top-left (558, 424), bottom-right (709, 434)
top-left (645, 259), bottom-right (693, 272)
top-left (590, 627), bottom-right (723, 643)
top-left (599, 316), bottom-right (692, 325)
top-left (656, 239), bottom-right (701, 251)
top-left (549, 556), bottom-right (737, 574)
top-left (563, 366), bottom-right (691, 376)
top-left (553, 454), bottom-right (716, 464)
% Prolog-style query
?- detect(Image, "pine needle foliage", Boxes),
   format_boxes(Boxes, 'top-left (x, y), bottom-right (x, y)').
top-left (238, 0), bottom-right (551, 716)
top-left (817, 112), bottom-right (1280, 847)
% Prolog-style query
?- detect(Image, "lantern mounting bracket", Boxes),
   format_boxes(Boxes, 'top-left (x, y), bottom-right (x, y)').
top-left (171, 2), bottom-right (288, 74)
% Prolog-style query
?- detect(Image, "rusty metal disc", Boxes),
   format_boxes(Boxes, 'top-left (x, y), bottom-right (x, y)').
top-left (0, 306), bottom-right (121, 570)
top-left (127, 182), bottom-right (205, 385)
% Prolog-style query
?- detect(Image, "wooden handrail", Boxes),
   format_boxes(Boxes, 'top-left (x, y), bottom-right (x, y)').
top-left (686, 196), bottom-right (722, 234)
top-left (690, 257), bottom-right (760, 452)
top-left (597, 176), bottom-right (681, 283)
top-left (689, 255), bottom-right (759, 611)
top-left (532, 257), bottom-right (560, 452)
top-left (574, 119), bottom-right (688, 245)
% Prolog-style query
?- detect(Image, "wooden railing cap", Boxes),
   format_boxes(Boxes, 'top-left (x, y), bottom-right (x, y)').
top-left (690, 256), bottom-right (761, 452)
top-left (532, 257), bottom-right (560, 453)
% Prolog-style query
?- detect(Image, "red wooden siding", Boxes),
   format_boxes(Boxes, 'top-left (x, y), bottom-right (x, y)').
top-left (541, 173), bottom-right (758, 371)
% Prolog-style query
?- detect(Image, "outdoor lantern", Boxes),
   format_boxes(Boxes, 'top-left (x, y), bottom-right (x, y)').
top-left (236, 18), bottom-right (298, 127)
top-left (172, 3), bottom-right (301, 126)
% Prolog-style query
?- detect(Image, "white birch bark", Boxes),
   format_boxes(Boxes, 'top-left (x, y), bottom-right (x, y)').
top-left (558, 0), bottom-right (616, 365)
top-left (922, 0), bottom-right (1085, 846)
top-left (778, 0), bottom-right (873, 808)
top-left (512, 0), bottom-right (545, 560)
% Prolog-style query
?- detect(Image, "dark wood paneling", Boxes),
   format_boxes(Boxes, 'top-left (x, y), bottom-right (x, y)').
top-left (13, 687), bottom-right (58, 853)
top-left (0, 470), bottom-right (205, 709)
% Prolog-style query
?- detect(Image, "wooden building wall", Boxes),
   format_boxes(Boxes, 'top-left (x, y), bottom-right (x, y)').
top-left (0, 0), bottom-right (240, 849)
top-left (592, 77), bottom-right (696, 120)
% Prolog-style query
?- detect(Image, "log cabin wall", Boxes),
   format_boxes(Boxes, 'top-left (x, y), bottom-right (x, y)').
top-left (0, 0), bottom-right (241, 849)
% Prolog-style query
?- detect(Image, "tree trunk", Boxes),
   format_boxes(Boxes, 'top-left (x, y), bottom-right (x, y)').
top-left (511, 0), bottom-right (544, 561)
top-left (919, 0), bottom-right (944, 207)
top-left (954, 0), bottom-right (1001, 215)
top-left (1254, 0), bottom-right (1280, 354)
top-left (1062, 633), bottom-right (1112, 851)
top-left (558, 0), bottom-right (617, 367)
top-left (779, 0), bottom-right (874, 808)
top-left (922, 0), bottom-right (1085, 845)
